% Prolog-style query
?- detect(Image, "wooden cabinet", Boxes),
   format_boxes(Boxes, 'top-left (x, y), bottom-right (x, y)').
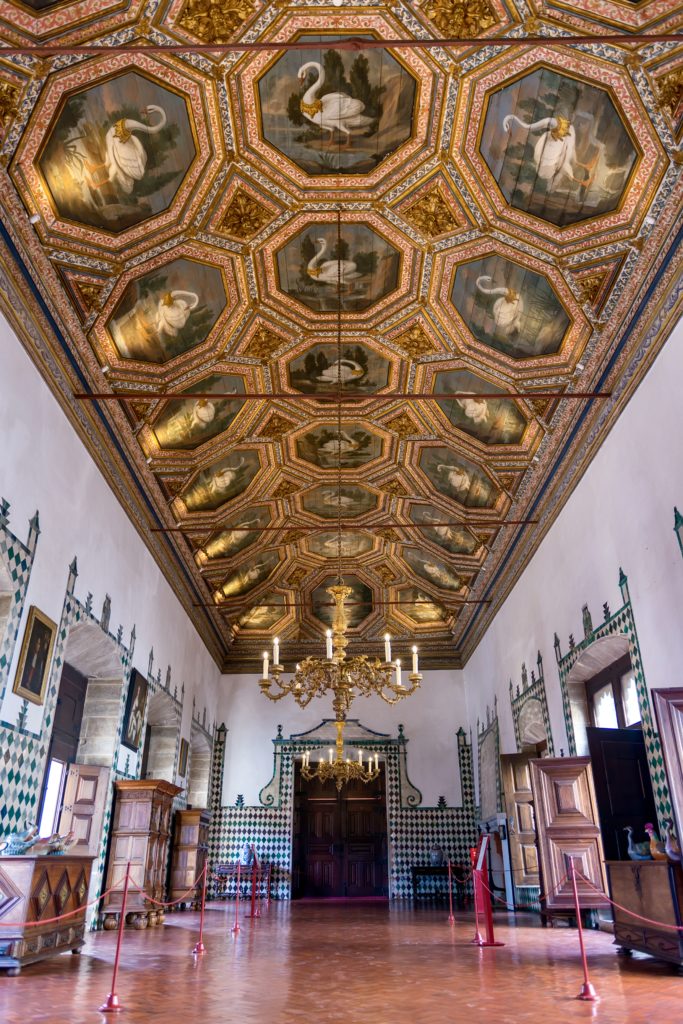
top-left (606, 860), bottom-right (683, 966)
top-left (0, 854), bottom-right (94, 975)
top-left (101, 779), bottom-right (181, 930)
top-left (169, 808), bottom-right (211, 908)
top-left (530, 756), bottom-right (609, 914)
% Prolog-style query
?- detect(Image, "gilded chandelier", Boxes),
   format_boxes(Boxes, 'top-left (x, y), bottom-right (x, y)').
top-left (301, 719), bottom-right (380, 792)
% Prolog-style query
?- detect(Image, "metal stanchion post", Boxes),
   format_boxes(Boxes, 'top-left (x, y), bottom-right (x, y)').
top-left (569, 859), bottom-right (599, 1002)
top-left (192, 865), bottom-right (208, 955)
top-left (266, 863), bottom-right (272, 910)
top-left (247, 858), bottom-right (260, 919)
top-left (231, 863), bottom-right (241, 934)
top-left (447, 860), bottom-right (455, 925)
top-left (100, 862), bottom-right (131, 1013)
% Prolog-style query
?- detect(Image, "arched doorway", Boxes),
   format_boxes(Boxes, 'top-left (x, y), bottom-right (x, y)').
top-left (140, 688), bottom-right (180, 782)
top-left (187, 724), bottom-right (212, 808)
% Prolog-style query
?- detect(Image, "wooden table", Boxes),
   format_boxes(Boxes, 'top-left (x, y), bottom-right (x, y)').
top-left (0, 853), bottom-right (94, 975)
top-left (411, 864), bottom-right (470, 904)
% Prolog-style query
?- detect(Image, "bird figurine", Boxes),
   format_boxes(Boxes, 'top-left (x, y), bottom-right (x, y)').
top-left (664, 819), bottom-right (682, 863)
top-left (624, 825), bottom-right (651, 860)
top-left (0, 822), bottom-right (39, 855)
top-left (47, 830), bottom-right (76, 855)
top-left (644, 822), bottom-right (668, 861)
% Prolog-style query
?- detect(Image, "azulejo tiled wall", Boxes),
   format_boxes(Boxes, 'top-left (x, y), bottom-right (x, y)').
top-left (555, 568), bottom-right (671, 829)
top-left (207, 720), bottom-right (478, 900)
top-left (0, 499), bottom-right (40, 711)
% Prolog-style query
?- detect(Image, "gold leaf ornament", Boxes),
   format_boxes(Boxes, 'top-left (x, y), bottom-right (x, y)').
top-left (219, 188), bottom-right (273, 240)
top-left (178, 0), bottom-right (256, 43)
top-left (420, 0), bottom-right (497, 36)
top-left (404, 188), bottom-right (459, 238)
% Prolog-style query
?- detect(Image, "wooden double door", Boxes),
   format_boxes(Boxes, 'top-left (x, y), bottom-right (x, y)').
top-left (293, 764), bottom-right (388, 898)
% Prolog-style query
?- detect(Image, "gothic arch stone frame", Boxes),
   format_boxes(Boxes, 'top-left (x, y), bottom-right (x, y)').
top-left (554, 568), bottom-right (671, 827)
top-left (509, 651), bottom-right (554, 754)
top-left (0, 500), bottom-right (40, 711)
top-left (207, 721), bottom-right (477, 899)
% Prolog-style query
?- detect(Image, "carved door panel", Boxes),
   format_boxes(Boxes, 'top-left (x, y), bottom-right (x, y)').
top-left (652, 688), bottom-right (683, 837)
top-left (530, 756), bottom-right (609, 911)
top-left (57, 763), bottom-right (110, 856)
top-left (501, 753), bottom-right (539, 890)
top-left (304, 799), bottom-right (341, 897)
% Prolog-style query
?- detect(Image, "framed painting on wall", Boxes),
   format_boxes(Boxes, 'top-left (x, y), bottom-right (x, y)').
top-left (122, 669), bottom-right (148, 751)
top-left (178, 738), bottom-right (189, 778)
top-left (12, 605), bottom-right (57, 706)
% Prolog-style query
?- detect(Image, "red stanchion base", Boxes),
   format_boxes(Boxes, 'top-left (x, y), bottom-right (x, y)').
top-left (577, 982), bottom-right (599, 1002)
top-left (448, 914), bottom-right (455, 925)
top-left (231, 923), bottom-right (240, 934)
top-left (99, 993), bottom-right (123, 1013)
top-left (192, 941), bottom-right (206, 955)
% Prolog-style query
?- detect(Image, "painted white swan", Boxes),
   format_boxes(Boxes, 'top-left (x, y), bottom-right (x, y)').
top-left (321, 489), bottom-right (357, 510)
top-left (205, 516), bottom-right (261, 559)
top-left (105, 105), bottom-right (168, 194)
top-left (476, 276), bottom-right (524, 336)
top-left (209, 457), bottom-right (245, 495)
top-left (297, 61), bottom-right (374, 140)
top-left (318, 431), bottom-right (360, 457)
top-left (502, 114), bottom-right (600, 189)
top-left (307, 238), bottom-right (362, 286)
top-left (315, 358), bottom-right (365, 384)
top-left (436, 463), bottom-right (471, 494)
top-left (420, 560), bottom-right (462, 590)
top-left (455, 394), bottom-right (489, 425)
top-left (155, 291), bottom-right (199, 336)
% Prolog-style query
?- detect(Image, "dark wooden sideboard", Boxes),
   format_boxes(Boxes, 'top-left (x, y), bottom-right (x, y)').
top-left (606, 860), bottom-right (683, 966)
top-left (0, 853), bottom-right (94, 975)
top-left (169, 808), bottom-right (211, 908)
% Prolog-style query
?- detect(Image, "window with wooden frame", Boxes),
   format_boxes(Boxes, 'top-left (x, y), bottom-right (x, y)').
top-left (586, 654), bottom-right (641, 730)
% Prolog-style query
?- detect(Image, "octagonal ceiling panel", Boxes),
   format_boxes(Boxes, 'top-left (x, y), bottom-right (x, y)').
top-left (12, 54), bottom-right (223, 257)
top-left (177, 450), bottom-right (261, 514)
top-left (306, 531), bottom-right (374, 561)
top-left (0, 0), bottom-right (146, 43)
top-left (408, 504), bottom-right (482, 558)
top-left (302, 483), bottom-right (379, 520)
top-left (216, 549), bottom-right (280, 601)
top-left (401, 547), bottom-right (465, 594)
top-left (145, 374), bottom-right (246, 451)
top-left (432, 369), bottom-right (529, 447)
top-left (454, 49), bottom-right (666, 249)
top-left (394, 586), bottom-right (450, 628)
top-left (295, 423), bottom-right (384, 471)
top-left (286, 341), bottom-right (393, 397)
top-left (418, 447), bottom-right (499, 509)
top-left (198, 506), bottom-right (272, 564)
top-left (236, 592), bottom-right (289, 634)
top-left (231, 14), bottom-right (442, 194)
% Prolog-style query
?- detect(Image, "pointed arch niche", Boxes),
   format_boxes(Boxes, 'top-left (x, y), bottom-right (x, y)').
top-left (509, 652), bottom-right (554, 754)
top-left (554, 568), bottom-right (671, 827)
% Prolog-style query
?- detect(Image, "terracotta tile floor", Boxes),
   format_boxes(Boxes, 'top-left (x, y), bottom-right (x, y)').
top-left (2, 904), bottom-right (681, 1024)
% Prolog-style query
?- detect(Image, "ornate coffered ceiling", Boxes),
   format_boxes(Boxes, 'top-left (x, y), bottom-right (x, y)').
top-left (0, 0), bottom-right (681, 671)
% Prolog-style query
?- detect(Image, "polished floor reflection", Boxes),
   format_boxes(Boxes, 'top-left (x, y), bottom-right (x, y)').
top-left (1, 903), bottom-right (681, 1024)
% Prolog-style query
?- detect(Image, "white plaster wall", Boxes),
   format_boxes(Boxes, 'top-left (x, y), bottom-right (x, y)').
top-left (463, 316), bottom-right (683, 764)
top-left (218, 668), bottom-right (468, 808)
top-left (0, 314), bottom-right (221, 743)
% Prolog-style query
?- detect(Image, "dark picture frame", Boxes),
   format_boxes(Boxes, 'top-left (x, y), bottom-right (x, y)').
top-left (12, 605), bottom-right (57, 706)
top-left (178, 737), bottom-right (189, 778)
top-left (122, 669), bottom-right (148, 751)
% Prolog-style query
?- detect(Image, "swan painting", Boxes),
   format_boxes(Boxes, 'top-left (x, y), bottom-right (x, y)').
top-left (481, 68), bottom-right (637, 227)
top-left (305, 483), bottom-right (376, 519)
top-left (155, 290), bottom-right (199, 337)
top-left (315, 360), bottom-right (365, 385)
top-left (297, 61), bottom-right (375, 142)
top-left (475, 276), bottom-right (524, 336)
top-left (220, 552), bottom-right (278, 599)
top-left (104, 105), bottom-right (168, 194)
top-left (422, 447), bottom-right (496, 508)
top-left (307, 238), bottom-right (363, 287)
top-left (40, 72), bottom-right (195, 233)
top-left (182, 452), bottom-right (260, 512)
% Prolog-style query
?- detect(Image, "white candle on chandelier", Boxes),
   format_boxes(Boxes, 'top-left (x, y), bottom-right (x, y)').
top-left (374, 753), bottom-right (379, 770)
top-left (384, 633), bottom-right (392, 662)
top-left (358, 749), bottom-right (363, 764)
top-left (395, 658), bottom-right (402, 688)
top-left (412, 645), bottom-right (419, 675)
top-left (329, 748), bottom-right (333, 764)
top-left (326, 630), bottom-right (333, 659)
top-left (262, 651), bottom-right (269, 680)
top-left (273, 636), bottom-right (279, 666)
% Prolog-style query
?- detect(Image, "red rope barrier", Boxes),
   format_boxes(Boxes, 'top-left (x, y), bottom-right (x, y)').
top-left (126, 868), bottom-right (205, 909)
top-left (0, 872), bottom-right (128, 928)
top-left (569, 860), bottom-right (599, 1002)
top-left (576, 869), bottom-right (683, 931)
top-left (231, 863), bottom-right (241, 935)
top-left (478, 871), bottom-right (569, 913)
top-left (100, 861), bottom-right (131, 1013)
